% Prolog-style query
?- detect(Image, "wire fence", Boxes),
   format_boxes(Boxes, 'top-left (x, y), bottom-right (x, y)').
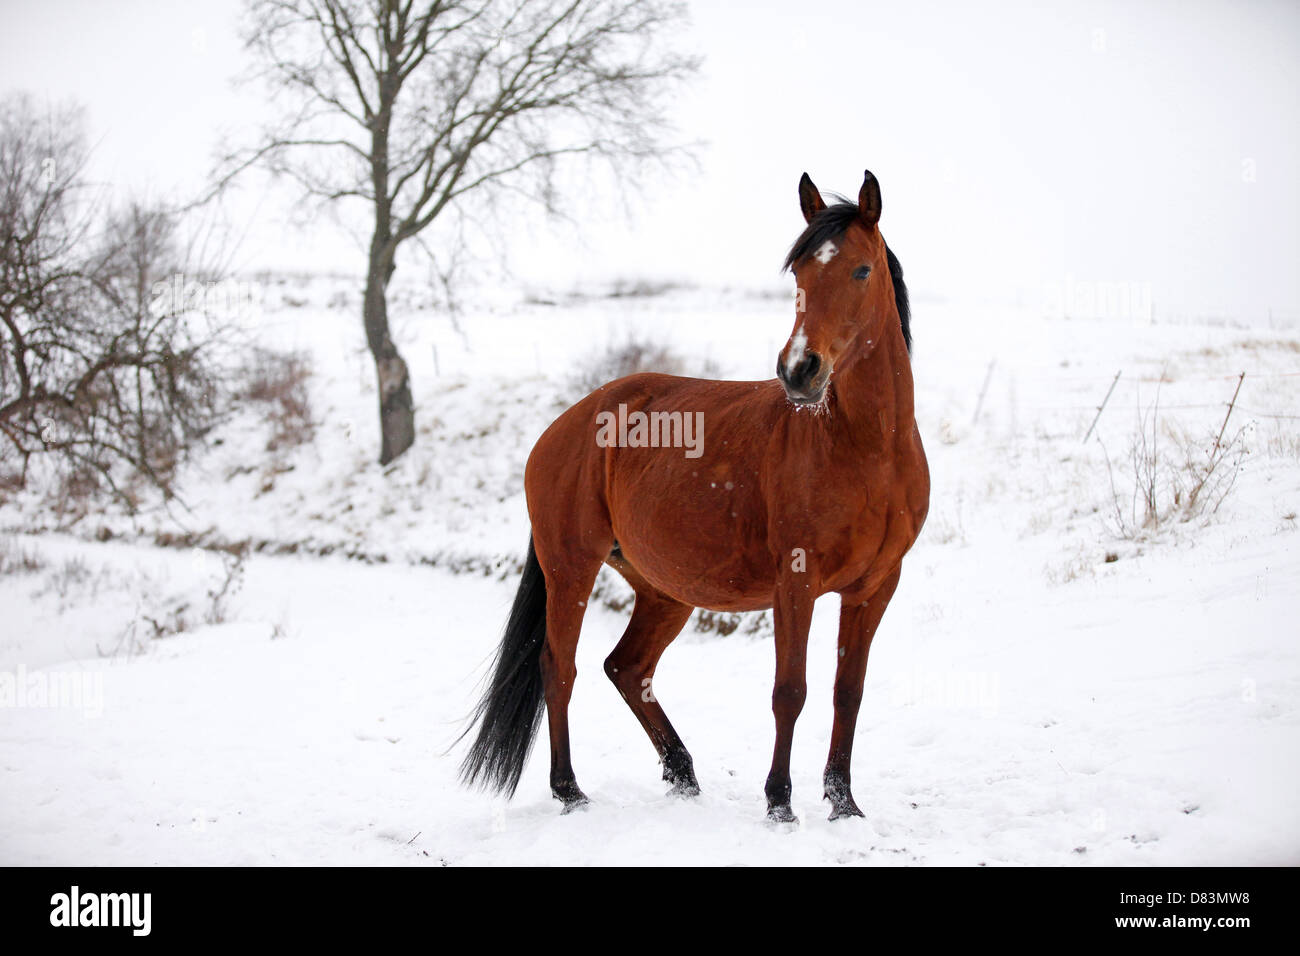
top-left (947, 361), bottom-right (1300, 437)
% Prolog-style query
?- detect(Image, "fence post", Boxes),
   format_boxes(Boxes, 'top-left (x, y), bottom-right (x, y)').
top-left (972, 359), bottom-right (996, 425)
top-left (1082, 370), bottom-right (1122, 443)
top-left (1211, 372), bottom-right (1246, 458)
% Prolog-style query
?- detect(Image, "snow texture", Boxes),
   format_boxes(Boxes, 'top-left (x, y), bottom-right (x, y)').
top-left (2, 276), bottom-right (1298, 866)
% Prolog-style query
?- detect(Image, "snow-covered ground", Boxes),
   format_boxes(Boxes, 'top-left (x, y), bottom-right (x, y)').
top-left (3, 275), bottom-right (1298, 865)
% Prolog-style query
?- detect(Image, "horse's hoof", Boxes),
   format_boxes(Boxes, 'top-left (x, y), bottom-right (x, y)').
top-left (667, 778), bottom-right (701, 798)
top-left (827, 801), bottom-right (865, 821)
top-left (823, 771), bottom-right (863, 821)
top-left (766, 804), bottom-right (799, 826)
top-left (553, 782), bottom-right (589, 813)
top-left (662, 750), bottom-right (698, 797)
top-left (559, 794), bottom-right (590, 814)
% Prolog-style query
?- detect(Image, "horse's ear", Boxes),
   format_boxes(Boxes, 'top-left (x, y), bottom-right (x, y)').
top-left (798, 172), bottom-right (826, 224)
top-left (858, 169), bottom-right (881, 227)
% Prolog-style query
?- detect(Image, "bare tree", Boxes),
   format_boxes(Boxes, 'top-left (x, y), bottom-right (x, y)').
top-left (227, 0), bottom-right (697, 464)
top-left (1, 95), bottom-right (232, 508)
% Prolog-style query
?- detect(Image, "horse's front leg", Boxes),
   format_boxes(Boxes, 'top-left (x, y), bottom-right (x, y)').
top-left (824, 569), bottom-right (901, 821)
top-left (765, 571), bottom-right (816, 824)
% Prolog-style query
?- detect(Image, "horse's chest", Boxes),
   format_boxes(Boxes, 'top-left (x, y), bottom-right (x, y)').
top-left (775, 455), bottom-right (923, 593)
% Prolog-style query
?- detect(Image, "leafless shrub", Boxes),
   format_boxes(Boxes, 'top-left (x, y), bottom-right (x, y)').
top-left (692, 609), bottom-right (743, 636)
top-left (0, 468), bottom-right (23, 494)
top-left (1099, 390), bottom-right (1249, 539)
top-left (102, 548), bottom-right (246, 656)
top-left (1168, 424), bottom-right (1250, 520)
top-left (105, 596), bottom-right (192, 657)
top-left (693, 609), bottom-right (771, 637)
top-left (204, 548), bottom-right (246, 626)
top-left (0, 94), bottom-right (236, 509)
top-left (39, 555), bottom-right (93, 600)
top-left (567, 334), bottom-right (720, 399)
top-left (37, 554), bottom-right (111, 610)
top-left (236, 347), bottom-right (315, 452)
top-left (605, 279), bottom-right (689, 300)
top-left (589, 570), bottom-right (634, 615)
top-left (0, 535), bottom-right (44, 574)
top-left (141, 603), bottom-right (193, 641)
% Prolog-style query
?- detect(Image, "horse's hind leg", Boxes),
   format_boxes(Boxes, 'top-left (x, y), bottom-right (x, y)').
top-left (538, 550), bottom-right (605, 812)
top-left (602, 579), bottom-right (698, 795)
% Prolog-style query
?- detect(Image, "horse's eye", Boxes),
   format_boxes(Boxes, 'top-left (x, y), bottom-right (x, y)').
top-left (853, 265), bottom-right (871, 280)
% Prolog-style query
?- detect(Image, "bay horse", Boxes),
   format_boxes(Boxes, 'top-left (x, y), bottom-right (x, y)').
top-left (461, 170), bottom-right (929, 823)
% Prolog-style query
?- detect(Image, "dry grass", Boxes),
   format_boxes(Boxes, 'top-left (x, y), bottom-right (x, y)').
top-left (237, 348), bottom-right (316, 452)
top-left (1099, 392), bottom-right (1249, 540)
top-left (693, 609), bottom-right (772, 637)
top-left (1262, 428), bottom-right (1300, 462)
top-left (0, 536), bottom-right (45, 575)
top-left (1044, 547), bottom-right (1097, 586)
top-left (42, 556), bottom-right (95, 600)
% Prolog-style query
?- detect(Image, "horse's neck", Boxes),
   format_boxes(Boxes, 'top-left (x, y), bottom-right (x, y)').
top-left (830, 321), bottom-right (916, 438)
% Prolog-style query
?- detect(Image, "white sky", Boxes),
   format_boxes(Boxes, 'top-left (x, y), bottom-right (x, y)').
top-left (2, 0), bottom-right (1297, 321)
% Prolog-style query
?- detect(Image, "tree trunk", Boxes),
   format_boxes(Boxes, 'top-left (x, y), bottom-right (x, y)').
top-left (363, 255), bottom-right (414, 465)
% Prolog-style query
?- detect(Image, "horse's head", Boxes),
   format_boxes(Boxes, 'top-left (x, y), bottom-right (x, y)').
top-left (777, 169), bottom-right (899, 406)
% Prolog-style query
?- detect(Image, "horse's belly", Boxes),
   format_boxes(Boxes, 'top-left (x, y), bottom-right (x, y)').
top-left (621, 538), bottom-right (776, 612)
top-left (611, 486), bottom-right (776, 612)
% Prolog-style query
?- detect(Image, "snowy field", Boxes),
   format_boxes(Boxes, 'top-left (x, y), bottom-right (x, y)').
top-left (3, 276), bottom-right (1299, 866)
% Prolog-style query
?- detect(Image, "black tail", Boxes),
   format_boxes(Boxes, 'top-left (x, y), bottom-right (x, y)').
top-left (459, 536), bottom-right (548, 797)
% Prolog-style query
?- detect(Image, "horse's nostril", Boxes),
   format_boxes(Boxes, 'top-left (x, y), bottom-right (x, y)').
top-left (779, 349), bottom-right (824, 395)
top-left (784, 351), bottom-right (821, 390)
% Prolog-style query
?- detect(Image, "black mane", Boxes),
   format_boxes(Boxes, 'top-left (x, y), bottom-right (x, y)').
top-left (783, 200), bottom-right (912, 354)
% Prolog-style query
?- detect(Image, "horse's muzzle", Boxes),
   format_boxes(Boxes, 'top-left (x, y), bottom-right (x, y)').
top-left (777, 351), bottom-right (828, 404)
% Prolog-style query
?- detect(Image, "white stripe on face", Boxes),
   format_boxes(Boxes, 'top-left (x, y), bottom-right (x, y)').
top-left (814, 240), bottom-right (838, 264)
top-left (788, 325), bottom-right (807, 366)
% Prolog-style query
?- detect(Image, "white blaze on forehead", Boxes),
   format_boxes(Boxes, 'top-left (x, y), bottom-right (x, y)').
top-left (813, 240), bottom-right (838, 264)
top-left (788, 325), bottom-right (808, 366)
